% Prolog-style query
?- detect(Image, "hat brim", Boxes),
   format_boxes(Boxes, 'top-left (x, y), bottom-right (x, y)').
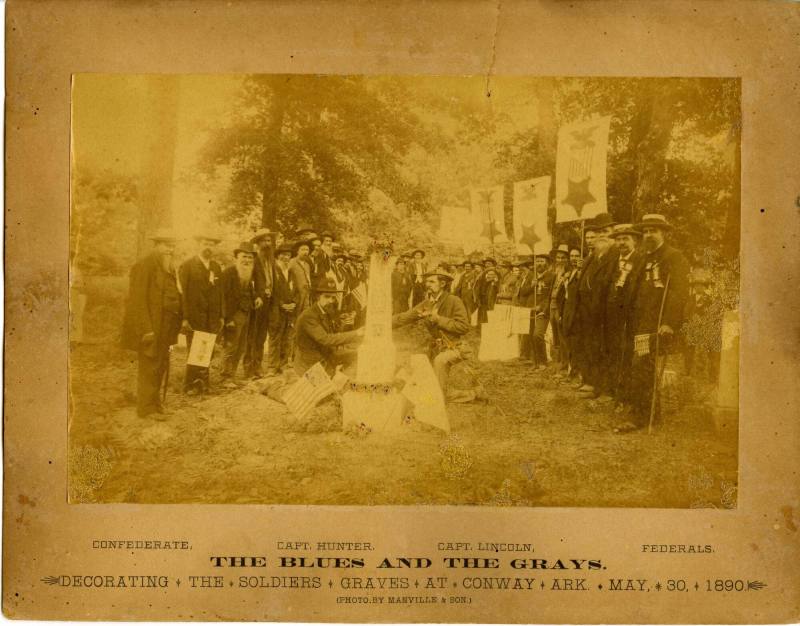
top-left (423, 272), bottom-right (453, 281)
top-left (233, 248), bottom-right (255, 256)
top-left (313, 287), bottom-right (346, 294)
top-left (613, 228), bottom-right (643, 238)
top-left (636, 221), bottom-right (672, 231)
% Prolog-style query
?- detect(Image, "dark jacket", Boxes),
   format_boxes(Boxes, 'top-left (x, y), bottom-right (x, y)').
top-left (121, 252), bottom-right (182, 351)
top-left (293, 303), bottom-right (361, 375)
top-left (560, 268), bottom-right (581, 334)
top-left (392, 270), bottom-right (413, 313)
top-left (630, 243), bottom-right (690, 336)
top-left (178, 255), bottom-right (223, 333)
top-left (221, 265), bottom-right (256, 323)
top-left (518, 268), bottom-right (555, 313)
top-left (393, 292), bottom-right (470, 351)
top-left (288, 256), bottom-right (312, 313)
top-left (576, 246), bottom-right (620, 323)
top-left (252, 250), bottom-right (274, 302)
top-left (270, 263), bottom-right (298, 317)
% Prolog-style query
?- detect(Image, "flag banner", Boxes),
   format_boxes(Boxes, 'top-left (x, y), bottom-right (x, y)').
top-left (513, 176), bottom-right (552, 255)
top-left (350, 283), bottom-right (367, 308)
top-left (555, 116), bottom-right (611, 223)
top-left (283, 362), bottom-right (338, 420)
top-left (469, 185), bottom-right (507, 243)
top-left (634, 333), bottom-right (653, 357)
top-left (186, 331), bottom-right (217, 368)
top-left (511, 306), bottom-right (532, 334)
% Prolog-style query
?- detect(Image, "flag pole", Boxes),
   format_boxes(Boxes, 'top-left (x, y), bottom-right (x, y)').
top-left (579, 219), bottom-right (585, 258)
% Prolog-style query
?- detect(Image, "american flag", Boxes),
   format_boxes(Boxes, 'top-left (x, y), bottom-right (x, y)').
top-left (283, 362), bottom-right (338, 420)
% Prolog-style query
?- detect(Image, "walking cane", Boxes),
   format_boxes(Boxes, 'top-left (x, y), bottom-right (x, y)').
top-left (648, 274), bottom-right (671, 434)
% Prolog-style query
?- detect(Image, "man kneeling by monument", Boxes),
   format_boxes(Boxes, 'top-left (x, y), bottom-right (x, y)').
top-left (293, 276), bottom-right (363, 377)
top-left (393, 271), bottom-right (481, 403)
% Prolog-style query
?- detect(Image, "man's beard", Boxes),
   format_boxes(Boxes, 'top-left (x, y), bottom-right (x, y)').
top-left (159, 253), bottom-right (174, 272)
top-left (322, 301), bottom-right (338, 316)
top-left (236, 262), bottom-right (253, 283)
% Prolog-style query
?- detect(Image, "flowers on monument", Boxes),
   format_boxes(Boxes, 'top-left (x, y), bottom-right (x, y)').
top-left (367, 235), bottom-right (395, 261)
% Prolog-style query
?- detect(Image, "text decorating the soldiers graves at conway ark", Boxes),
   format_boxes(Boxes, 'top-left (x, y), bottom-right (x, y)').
top-left (43, 539), bottom-right (766, 603)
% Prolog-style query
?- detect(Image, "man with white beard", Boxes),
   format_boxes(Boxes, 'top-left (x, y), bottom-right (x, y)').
top-left (220, 242), bottom-right (258, 384)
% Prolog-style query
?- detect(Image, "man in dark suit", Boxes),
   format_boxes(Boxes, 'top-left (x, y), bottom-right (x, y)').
top-left (178, 232), bottom-right (224, 394)
top-left (393, 271), bottom-right (477, 402)
top-left (620, 214), bottom-right (690, 432)
top-left (574, 213), bottom-right (620, 397)
top-left (603, 224), bottom-right (645, 403)
top-left (244, 228), bottom-right (274, 379)
top-left (556, 248), bottom-right (582, 380)
top-left (288, 239), bottom-right (313, 317)
top-left (266, 242), bottom-right (298, 376)
top-left (392, 258), bottom-right (414, 313)
top-left (121, 228), bottom-right (182, 419)
top-left (409, 249), bottom-right (428, 306)
top-left (311, 231), bottom-right (335, 283)
top-left (517, 252), bottom-right (555, 369)
top-left (293, 276), bottom-right (363, 377)
top-left (221, 242), bottom-right (258, 383)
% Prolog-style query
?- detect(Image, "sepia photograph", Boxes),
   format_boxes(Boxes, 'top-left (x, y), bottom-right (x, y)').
top-left (67, 74), bottom-right (740, 508)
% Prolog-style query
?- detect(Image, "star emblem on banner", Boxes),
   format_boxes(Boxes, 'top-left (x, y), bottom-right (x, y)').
top-left (570, 125), bottom-right (598, 148)
top-left (562, 177), bottom-right (596, 216)
top-left (519, 222), bottom-right (542, 250)
top-left (521, 182), bottom-right (541, 202)
top-left (481, 219), bottom-right (502, 241)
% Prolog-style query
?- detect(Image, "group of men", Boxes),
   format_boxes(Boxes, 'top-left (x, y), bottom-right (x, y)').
top-left (123, 212), bottom-right (689, 433)
top-left (389, 212), bottom-right (689, 432)
top-left (122, 224), bottom-right (369, 419)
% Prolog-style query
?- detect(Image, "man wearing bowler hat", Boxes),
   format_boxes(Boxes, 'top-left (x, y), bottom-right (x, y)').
top-left (617, 213), bottom-right (689, 432)
top-left (293, 276), bottom-right (364, 377)
top-left (122, 228), bottom-right (183, 419)
top-left (244, 227), bottom-right (276, 379)
top-left (556, 247), bottom-right (583, 379)
top-left (549, 244), bottom-right (571, 370)
top-left (221, 242), bottom-right (259, 384)
top-left (288, 238), bottom-right (313, 317)
top-left (178, 230), bottom-right (224, 395)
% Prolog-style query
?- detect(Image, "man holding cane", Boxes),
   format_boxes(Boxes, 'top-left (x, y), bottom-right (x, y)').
top-left (616, 214), bottom-right (689, 433)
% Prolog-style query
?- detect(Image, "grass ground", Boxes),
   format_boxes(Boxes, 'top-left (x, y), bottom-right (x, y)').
top-left (68, 327), bottom-right (737, 508)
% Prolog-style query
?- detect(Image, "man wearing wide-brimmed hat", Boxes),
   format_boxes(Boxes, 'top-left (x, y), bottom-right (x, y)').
top-left (573, 212), bottom-right (619, 397)
top-left (244, 227), bottom-right (276, 378)
top-left (220, 241), bottom-right (259, 384)
top-left (311, 231), bottom-right (336, 283)
top-left (121, 228), bottom-right (183, 419)
top-left (177, 230), bottom-right (224, 395)
top-left (293, 276), bottom-right (364, 377)
top-left (393, 269), bottom-right (479, 402)
top-left (555, 247), bottom-right (583, 379)
top-left (617, 213), bottom-right (690, 433)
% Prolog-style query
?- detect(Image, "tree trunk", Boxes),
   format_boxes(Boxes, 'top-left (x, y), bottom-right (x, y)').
top-left (630, 84), bottom-right (674, 224)
top-left (137, 76), bottom-right (180, 257)
top-left (722, 121), bottom-right (741, 261)
top-left (260, 76), bottom-right (288, 229)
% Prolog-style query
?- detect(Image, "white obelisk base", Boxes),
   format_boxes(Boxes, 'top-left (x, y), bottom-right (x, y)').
top-left (342, 386), bottom-right (406, 432)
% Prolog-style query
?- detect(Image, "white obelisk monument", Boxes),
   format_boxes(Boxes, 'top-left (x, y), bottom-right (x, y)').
top-left (342, 249), bottom-right (405, 430)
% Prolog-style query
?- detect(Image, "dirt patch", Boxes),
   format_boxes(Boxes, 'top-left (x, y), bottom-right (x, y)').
top-left (68, 335), bottom-right (737, 507)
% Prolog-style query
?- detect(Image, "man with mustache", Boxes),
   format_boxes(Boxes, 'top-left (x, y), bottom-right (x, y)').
top-left (293, 276), bottom-right (364, 377)
top-left (265, 242), bottom-right (298, 377)
top-left (617, 214), bottom-right (689, 433)
top-left (244, 228), bottom-right (275, 379)
top-left (556, 247), bottom-right (583, 380)
top-left (220, 242), bottom-right (258, 384)
top-left (393, 270), bottom-right (478, 402)
top-left (121, 228), bottom-right (183, 420)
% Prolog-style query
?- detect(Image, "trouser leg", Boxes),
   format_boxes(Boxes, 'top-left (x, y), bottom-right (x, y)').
top-left (137, 349), bottom-right (160, 417)
top-left (432, 349), bottom-right (462, 396)
top-left (244, 306), bottom-right (269, 377)
top-left (266, 312), bottom-right (286, 371)
top-left (532, 315), bottom-right (549, 365)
